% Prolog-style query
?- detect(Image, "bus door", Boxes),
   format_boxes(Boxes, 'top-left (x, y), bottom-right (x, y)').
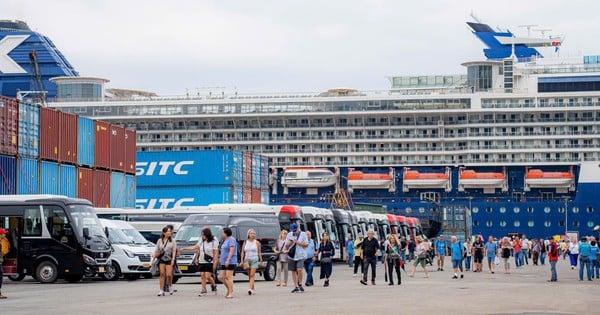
top-left (0, 215), bottom-right (20, 277)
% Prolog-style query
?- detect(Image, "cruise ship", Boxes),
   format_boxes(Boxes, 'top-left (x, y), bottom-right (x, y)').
top-left (2, 18), bottom-right (600, 239)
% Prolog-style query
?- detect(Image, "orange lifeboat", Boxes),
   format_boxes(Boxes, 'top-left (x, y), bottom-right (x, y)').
top-left (525, 169), bottom-right (574, 187)
top-left (459, 169), bottom-right (506, 188)
top-left (347, 170), bottom-right (394, 190)
top-left (402, 168), bottom-right (451, 192)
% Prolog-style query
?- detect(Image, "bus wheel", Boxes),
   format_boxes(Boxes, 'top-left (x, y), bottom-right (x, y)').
top-left (8, 273), bottom-right (26, 281)
top-left (65, 275), bottom-right (83, 283)
top-left (263, 261), bottom-right (276, 281)
top-left (36, 261), bottom-right (58, 284)
top-left (101, 262), bottom-right (121, 281)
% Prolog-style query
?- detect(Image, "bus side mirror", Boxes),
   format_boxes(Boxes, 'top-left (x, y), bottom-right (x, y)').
top-left (83, 227), bottom-right (90, 239)
top-left (104, 227), bottom-right (109, 238)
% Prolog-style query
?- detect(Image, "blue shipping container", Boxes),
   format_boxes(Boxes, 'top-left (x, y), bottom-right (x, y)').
top-left (125, 174), bottom-right (136, 208)
top-left (78, 116), bottom-right (95, 166)
top-left (17, 158), bottom-right (38, 194)
top-left (136, 186), bottom-right (243, 209)
top-left (0, 155), bottom-right (17, 194)
top-left (40, 161), bottom-right (59, 194)
top-left (260, 156), bottom-right (269, 190)
top-left (136, 150), bottom-right (244, 187)
top-left (110, 172), bottom-right (127, 208)
top-left (261, 189), bottom-right (270, 204)
top-left (252, 154), bottom-right (261, 189)
top-left (59, 164), bottom-right (77, 198)
top-left (18, 101), bottom-right (39, 158)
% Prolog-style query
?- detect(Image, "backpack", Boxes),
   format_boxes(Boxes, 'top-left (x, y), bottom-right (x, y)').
top-left (1, 237), bottom-right (10, 255)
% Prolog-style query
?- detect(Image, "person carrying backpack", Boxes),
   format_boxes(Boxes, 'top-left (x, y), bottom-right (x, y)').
top-left (547, 237), bottom-right (560, 282)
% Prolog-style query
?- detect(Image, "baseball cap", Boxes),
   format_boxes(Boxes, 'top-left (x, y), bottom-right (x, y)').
top-left (290, 223), bottom-right (298, 231)
top-left (0, 228), bottom-right (7, 234)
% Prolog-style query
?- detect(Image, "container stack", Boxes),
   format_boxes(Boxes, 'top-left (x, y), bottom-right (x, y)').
top-left (0, 95), bottom-right (136, 208)
top-left (136, 150), bottom-right (269, 209)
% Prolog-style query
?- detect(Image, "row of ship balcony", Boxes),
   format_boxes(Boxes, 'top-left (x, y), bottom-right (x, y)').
top-left (264, 157), bottom-right (592, 167)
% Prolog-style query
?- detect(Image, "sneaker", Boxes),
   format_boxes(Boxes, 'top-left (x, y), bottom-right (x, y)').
top-left (452, 275), bottom-right (458, 279)
top-left (353, 274), bottom-right (357, 277)
top-left (157, 290), bottom-right (165, 297)
top-left (440, 268), bottom-right (444, 271)
top-left (199, 290), bottom-right (207, 297)
top-left (299, 286), bottom-right (305, 292)
top-left (460, 274), bottom-right (464, 279)
top-left (388, 282), bottom-right (394, 286)
top-left (360, 279), bottom-right (367, 285)
top-left (169, 286), bottom-right (174, 295)
top-left (291, 287), bottom-right (300, 293)
top-left (248, 290), bottom-right (252, 295)
top-left (324, 280), bottom-right (329, 287)
top-left (211, 285), bottom-right (218, 295)
top-left (371, 280), bottom-right (376, 285)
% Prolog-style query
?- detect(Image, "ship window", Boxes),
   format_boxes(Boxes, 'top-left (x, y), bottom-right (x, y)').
top-left (558, 221), bottom-right (565, 227)
top-left (514, 221), bottom-right (520, 227)
top-left (544, 207), bottom-right (551, 214)
top-left (528, 221), bottom-right (534, 227)
top-left (405, 208), bottom-right (412, 214)
top-left (499, 207), bottom-right (506, 214)
top-left (572, 207), bottom-right (579, 214)
top-left (472, 207), bottom-right (479, 214)
top-left (486, 221), bottom-right (493, 227)
top-left (513, 207), bottom-right (520, 214)
top-left (572, 220), bottom-right (579, 227)
top-left (527, 207), bottom-right (534, 214)
top-left (558, 207), bottom-right (565, 214)
top-left (486, 207), bottom-right (492, 213)
top-left (544, 221), bottom-right (551, 227)
top-left (473, 220), bottom-right (479, 227)
top-left (587, 221), bottom-right (595, 228)
top-left (500, 221), bottom-right (507, 227)
top-left (418, 207), bottom-right (425, 213)
top-left (587, 207), bottom-right (594, 213)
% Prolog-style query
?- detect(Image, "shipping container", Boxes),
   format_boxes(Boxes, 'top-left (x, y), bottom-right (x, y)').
top-left (59, 164), bottom-right (77, 197)
top-left (124, 129), bottom-right (136, 174)
top-left (136, 186), bottom-right (243, 209)
top-left (77, 167), bottom-right (94, 203)
top-left (40, 161), bottom-right (59, 194)
top-left (18, 100), bottom-right (39, 158)
top-left (58, 111), bottom-right (78, 164)
top-left (17, 158), bottom-right (38, 194)
top-left (78, 116), bottom-right (95, 166)
top-left (93, 170), bottom-right (111, 208)
top-left (0, 155), bottom-right (16, 194)
top-left (252, 154), bottom-right (261, 189)
top-left (0, 96), bottom-right (19, 156)
top-left (125, 174), bottom-right (136, 208)
top-left (261, 189), bottom-right (270, 204)
top-left (40, 107), bottom-right (60, 161)
top-left (110, 172), bottom-right (126, 208)
top-left (251, 188), bottom-right (261, 203)
top-left (243, 151), bottom-right (252, 188)
top-left (136, 150), bottom-right (245, 187)
top-left (110, 125), bottom-right (126, 172)
top-left (243, 187), bottom-right (252, 204)
top-left (94, 120), bottom-right (111, 169)
top-left (260, 156), bottom-right (269, 190)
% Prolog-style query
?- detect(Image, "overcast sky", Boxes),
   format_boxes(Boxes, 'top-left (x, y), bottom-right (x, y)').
top-left (3, 0), bottom-right (599, 95)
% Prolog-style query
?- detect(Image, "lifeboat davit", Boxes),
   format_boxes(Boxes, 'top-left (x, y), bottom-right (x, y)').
top-left (524, 168), bottom-right (575, 192)
top-left (347, 169), bottom-right (395, 192)
top-left (281, 168), bottom-right (336, 188)
top-left (402, 168), bottom-right (451, 192)
top-left (458, 168), bottom-right (507, 193)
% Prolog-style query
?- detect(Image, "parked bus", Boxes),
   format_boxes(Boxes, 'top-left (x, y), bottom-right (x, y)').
top-left (396, 216), bottom-right (410, 240)
top-left (387, 214), bottom-right (400, 235)
top-left (321, 208), bottom-right (341, 260)
top-left (301, 206), bottom-right (327, 245)
top-left (0, 195), bottom-right (112, 283)
top-left (331, 208), bottom-right (352, 261)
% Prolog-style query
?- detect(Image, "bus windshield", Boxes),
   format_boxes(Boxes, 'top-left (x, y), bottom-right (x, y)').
top-left (175, 224), bottom-right (224, 244)
top-left (107, 227), bottom-right (134, 245)
top-left (325, 220), bottom-right (337, 242)
top-left (122, 228), bottom-right (151, 245)
top-left (69, 205), bottom-right (105, 241)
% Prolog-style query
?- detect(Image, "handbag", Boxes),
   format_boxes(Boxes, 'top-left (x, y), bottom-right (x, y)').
top-left (150, 260), bottom-right (159, 277)
top-left (288, 244), bottom-right (297, 259)
top-left (321, 257), bottom-right (332, 264)
top-left (202, 242), bottom-right (213, 263)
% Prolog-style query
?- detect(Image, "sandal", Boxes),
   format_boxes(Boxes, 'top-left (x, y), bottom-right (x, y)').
top-left (225, 295), bottom-right (234, 299)
top-left (276, 282), bottom-right (281, 287)
top-left (282, 282), bottom-right (287, 287)
top-left (0, 294), bottom-right (7, 299)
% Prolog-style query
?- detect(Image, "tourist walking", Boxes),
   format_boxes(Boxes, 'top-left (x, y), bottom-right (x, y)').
top-left (578, 237), bottom-right (592, 281)
top-left (360, 229), bottom-right (380, 285)
top-left (560, 240), bottom-right (568, 260)
top-left (219, 227), bottom-right (238, 299)
top-left (463, 238), bottom-right (473, 271)
top-left (472, 235), bottom-right (485, 272)
top-left (399, 236), bottom-right (408, 263)
top-left (512, 236), bottom-right (523, 268)
top-left (241, 229), bottom-right (263, 295)
top-left (568, 238), bottom-right (579, 269)
top-left (500, 237), bottom-right (512, 274)
top-left (274, 230), bottom-right (289, 287)
top-left (153, 226), bottom-right (177, 297)
top-left (353, 233), bottom-right (364, 277)
top-left (539, 238), bottom-right (547, 265)
top-left (285, 223), bottom-right (309, 293)
top-left (434, 235), bottom-right (447, 271)
top-left (485, 236), bottom-right (498, 274)
top-left (590, 240), bottom-right (599, 279)
top-left (0, 228), bottom-right (7, 299)
top-left (531, 239), bottom-right (541, 265)
top-left (408, 239), bottom-right (416, 261)
top-left (450, 236), bottom-right (464, 279)
top-left (547, 237), bottom-right (559, 282)
top-left (410, 236), bottom-right (430, 278)
top-left (346, 235), bottom-right (354, 268)
top-left (385, 235), bottom-right (402, 285)
top-left (304, 231), bottom-right (317, 287)
top-left (316, 232), bottom-right (335, 287)
top-left (521, 235), bottom-right (530, 265)
top-left (180, 227), bottom-right (219, 296)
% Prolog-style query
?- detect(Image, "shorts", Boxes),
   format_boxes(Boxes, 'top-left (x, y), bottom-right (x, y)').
top-left (288, 259), bottom-right (305, 271)
top-left (245, 258), bottom-right (259, 269)
top-left (452, 259), bottom-right (462, 269)
top-left (413, 258), bottom-right (427, 268)
top-left (474, 254), bottom-right (483, 263)
top-left (220, 264), bottom-right (236, 271)
top-left (198, 263), bottom-right (213, 273)
top-left (158, 260), bottom-right (172, 265)
top-left (487, 256), bottom-right (495, 264)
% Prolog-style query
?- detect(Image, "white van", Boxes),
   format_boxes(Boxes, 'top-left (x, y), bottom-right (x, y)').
top-left (99, 219), bottom-right (155, 281)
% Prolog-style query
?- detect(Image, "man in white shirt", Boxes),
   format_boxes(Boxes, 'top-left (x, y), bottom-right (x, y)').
top-left (521, 235), bottom-right (530, 265)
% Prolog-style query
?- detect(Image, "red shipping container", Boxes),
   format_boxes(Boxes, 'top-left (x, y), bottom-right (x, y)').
top-left (243, 187), bottom-right (252, 204)
top-left (251, 188), bottom-right (261, 203)
top-left (110, 125), bottom-right (126, 172)
top-left (94, 120), bottom-right (111, 169)
top-left (243, 151), bottom-right (252, 188)
top-left (40, 107), bottom-right (60, 161)
top-left (124, 128), bottom-right (136, 174)
top-left (93, 169), bottom-right (111, 208)
top-left (58, 111), bottom-right (78, 164)
top-left (0, 96), bottom-right (18, 156)
top-left (77, 167), bottom-right (93, 203)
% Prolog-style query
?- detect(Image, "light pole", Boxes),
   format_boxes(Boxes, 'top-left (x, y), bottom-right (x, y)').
top-left (563, 197), bottom-right (569, 236)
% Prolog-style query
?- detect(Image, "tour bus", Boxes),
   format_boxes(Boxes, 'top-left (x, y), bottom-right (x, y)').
top-left (321, 208), bottom-right (341, 260)
top-left (372, 213), bottom-right (391, 241)
top-left (355, 211), bottom-right (378, 238)
top-left (387, 214), bottom-right (400, 235)
top-left (349, 212), bottom-right (361, 238)
top-left (174, 212), bottom-right (280, 282)
top-left (0, 195), bottom-right (112, 283)
top-left (396, 215), bottom-right (410, 240)
top-left (331, 208), bottom-right (352, 261)
top-left (301, 206), bottom-right (328, 245)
